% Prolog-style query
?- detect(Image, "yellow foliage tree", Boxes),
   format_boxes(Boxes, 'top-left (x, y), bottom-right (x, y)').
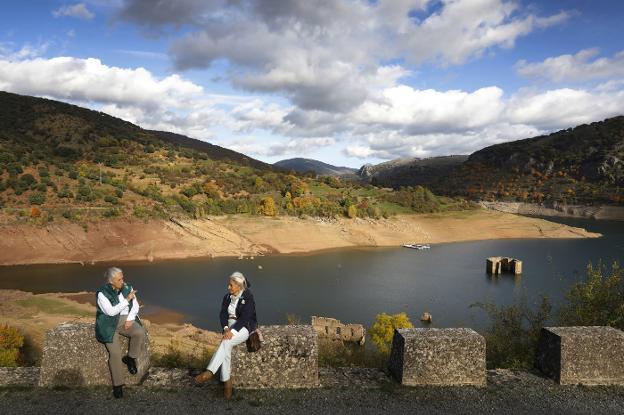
top-left (347, 204), bottom-right (357, 219)
top-left (368, 312), bottom-right (413, 354)
top-left (202, 181), bottom-right (221, 199)
top-left (258, 196), bottom-right (277, 216)
top-left (30, 206), bottom-right (41, 218)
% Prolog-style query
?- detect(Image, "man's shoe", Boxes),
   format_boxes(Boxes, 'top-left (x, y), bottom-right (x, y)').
top-left (122, 356), bottom-right (138, 375)
top-left (113, 385), bottom-right (123, 399)
top-left (194, 370), bottom-right (213, 384)
top-left (224, 379), bottom-right (233, 400)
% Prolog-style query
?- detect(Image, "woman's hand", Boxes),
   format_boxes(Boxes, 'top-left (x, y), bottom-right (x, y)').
top-left (126, 289), bottom-right (137, 301)
top-left (124, 320), bottom-right (134, 330)
top-left (222, 328), bottom-right (233, 340)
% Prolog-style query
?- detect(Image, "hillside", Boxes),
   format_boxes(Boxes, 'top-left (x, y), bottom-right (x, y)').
top-left (357, 156), bottom-right (468, 188)
top-left (358, 117), bottom-right (624, 206)
top-left (274, 158), bottom-right (358, 177)
top-left (0, 91), bottom-right (471, 226)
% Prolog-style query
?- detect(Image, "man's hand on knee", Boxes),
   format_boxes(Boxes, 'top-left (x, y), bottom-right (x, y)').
top-left (124, 320), bottom-right (134, 330)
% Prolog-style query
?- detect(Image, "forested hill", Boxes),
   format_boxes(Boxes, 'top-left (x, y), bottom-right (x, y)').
top-left (359, 116), bottom-right (624, 206)
top-left (0, 91), bottom-right (471, 223)
top-left (450, 116), bottom-right (624, 204)
top-left (0, 90), bottom-right (271, 169)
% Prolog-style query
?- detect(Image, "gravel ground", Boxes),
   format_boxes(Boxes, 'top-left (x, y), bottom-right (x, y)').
top-left (2, 369), bottom-right (624, 414)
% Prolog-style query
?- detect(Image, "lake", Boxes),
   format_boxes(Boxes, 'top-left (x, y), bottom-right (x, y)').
top-left (0, 217), bottom-right (622, 332)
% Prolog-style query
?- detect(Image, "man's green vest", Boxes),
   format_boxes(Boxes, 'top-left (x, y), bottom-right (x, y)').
top-left (95, 283), bottom-right (141, 343)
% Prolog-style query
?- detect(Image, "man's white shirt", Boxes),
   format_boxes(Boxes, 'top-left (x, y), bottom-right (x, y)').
top-left (97, 291), bottom-right (139, 321)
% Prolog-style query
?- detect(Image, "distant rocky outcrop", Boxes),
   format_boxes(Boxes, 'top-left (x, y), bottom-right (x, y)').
top-left (274, 158), bottom-right (358, 177)
top-left (356, 156), bottom-right (468, 188)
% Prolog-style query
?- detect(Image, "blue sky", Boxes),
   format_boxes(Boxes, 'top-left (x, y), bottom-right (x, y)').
top-left (1, 0), bottom-right (623, 167)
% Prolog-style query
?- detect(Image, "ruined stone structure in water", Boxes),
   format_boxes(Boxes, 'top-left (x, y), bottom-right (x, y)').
top-left (311, 316), bottom-right (365, 345)
top-left (486, 256), bottom-right (523, 275)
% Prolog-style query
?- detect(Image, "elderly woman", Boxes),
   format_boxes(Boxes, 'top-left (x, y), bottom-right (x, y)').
top-left (195, 271), bottom-right (257, 399)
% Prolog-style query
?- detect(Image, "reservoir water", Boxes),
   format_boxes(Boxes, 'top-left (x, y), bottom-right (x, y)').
top-left (0, 217), bottom-right (622, 332)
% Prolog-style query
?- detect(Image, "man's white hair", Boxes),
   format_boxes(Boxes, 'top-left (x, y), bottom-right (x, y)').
top-left (229, 271), bottom-right (248, 289)
top-left (105, 267), bottom-right (123, 283)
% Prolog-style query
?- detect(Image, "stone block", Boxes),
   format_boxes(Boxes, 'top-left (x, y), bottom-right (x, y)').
top-left (388, 328), bottom-right (486, 386)
top-left (39, 322), bottom-right (150, 387)
top-left (537, 326), bottom-right (624, 385)
top-left (231, 325), bottom-right (319, 389)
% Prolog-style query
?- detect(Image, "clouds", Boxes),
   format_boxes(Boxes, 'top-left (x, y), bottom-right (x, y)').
top-left (118, 0), bottom-right (568, 115)
top-left (3, 1), bottom-right (623, 166)
top-left (401, 1), bottom-right (569, 66)
top-left (2, 51), bottom-right (622, 164)
top-left (53, 3), bottom-right (95, 20)
top-left (0, 55), bottom-right (230, 140)
top-left (516, 48), bottom-right (624, 83)
top-left (0, 57), bottom-right (202, 110)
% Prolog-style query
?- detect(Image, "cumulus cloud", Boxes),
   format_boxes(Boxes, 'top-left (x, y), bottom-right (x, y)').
top-left (338, 84), bottom-right (624, 160)
top-left (0, 57), bottom-right (203, 110)
top-left (516, 48), bottom-right (624, 83)
top-left (53, 3), bottom-right (95, 20)
top-left (0, 55), bottom-right (237, 141)
top-left (117, 0), bottom-right (568, 114)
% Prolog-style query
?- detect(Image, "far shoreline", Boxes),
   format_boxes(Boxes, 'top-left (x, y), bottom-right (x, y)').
top-left (0, 209), bottom-right (602, 267)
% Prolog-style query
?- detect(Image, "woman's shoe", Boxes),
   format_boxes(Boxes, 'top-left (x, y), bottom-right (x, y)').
top-left (194, 370), bottom-right (213, 384)
top-left (224, 380), bottom-right (233, 399)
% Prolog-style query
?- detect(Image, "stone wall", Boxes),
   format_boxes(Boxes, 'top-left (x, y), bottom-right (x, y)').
top-left (230, 325), bottom-right (319, 389)
top-left (0, 367), bottom-right (40, 386)
top-left (311, 316), bottom-right (365, 345)
top-left (388, 328), bottom-right (486, 386)
top-left (537, 326), bottom-right (624, 385)
top-left (39, 322), bottom-right (150, 387)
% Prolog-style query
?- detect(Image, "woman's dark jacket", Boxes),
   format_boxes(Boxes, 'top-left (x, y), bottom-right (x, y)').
top-left (219, 289), bottom-right (257, 333)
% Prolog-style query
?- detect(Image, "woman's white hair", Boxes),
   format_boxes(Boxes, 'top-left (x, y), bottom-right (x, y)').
top-left (229, 271), bottom-right (248, 289)
top-left (105, 267), bottom-right (123, 283)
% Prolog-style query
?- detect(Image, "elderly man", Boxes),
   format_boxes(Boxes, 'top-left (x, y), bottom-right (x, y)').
top-left (95, 267), bottom-right (145, 399)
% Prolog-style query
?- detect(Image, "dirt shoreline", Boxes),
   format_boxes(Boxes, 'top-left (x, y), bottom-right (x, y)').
top-left (0, 209), bottom-right (601, 266)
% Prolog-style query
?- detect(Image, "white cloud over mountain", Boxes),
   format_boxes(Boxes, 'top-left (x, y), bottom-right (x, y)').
top-left (1, 1), bottom-right (623, 164)
top-left (1, 53), bottom-right (623, 162)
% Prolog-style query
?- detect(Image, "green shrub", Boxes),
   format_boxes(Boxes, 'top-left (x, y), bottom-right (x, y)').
top-left (559, 262), bottom-right (624, 329)
top-left (28, 192), bottom-right (46, 205)
top-left (103, 208), bottom-right (120, 218)
top-left (133, 205), bottom-right (150, 219)
top-left (104, 195), bottom-right (118, 205)
top-left (19, 174), bottom-right (36, 187)
top-left (57, 185), bottom-right (74, 199)
top-left (472, 296), bottom-right (551, 369)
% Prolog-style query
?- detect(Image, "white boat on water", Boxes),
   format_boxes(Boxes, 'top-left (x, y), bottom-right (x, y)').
top-left (402, 243), bottom-right (430, 250)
